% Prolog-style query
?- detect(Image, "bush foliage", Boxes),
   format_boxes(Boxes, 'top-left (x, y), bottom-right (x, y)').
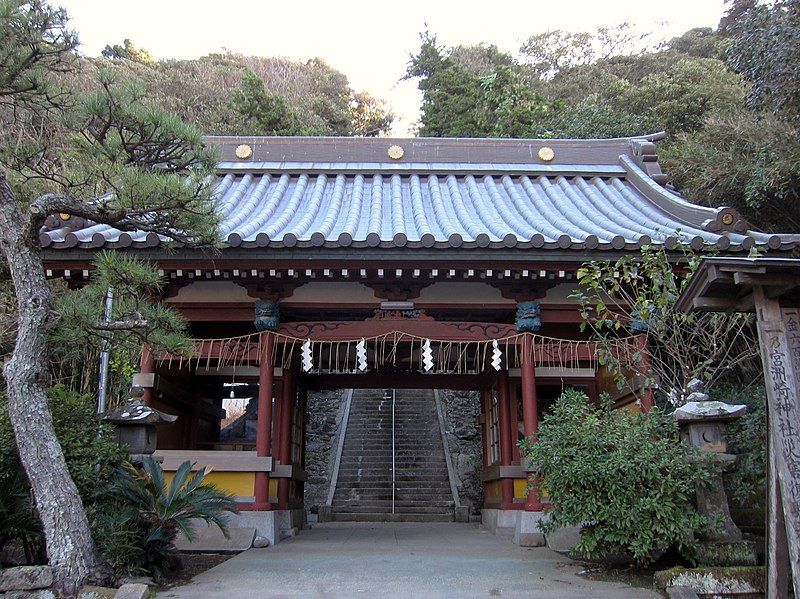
top-left (518, 389), bottom-right (710, 565)
top-left (718, 381), bottom-right (767, 512)
top-left (0, 386), bottom-right (126, 563)
top-left (95, 457), bottom-right (239, 578)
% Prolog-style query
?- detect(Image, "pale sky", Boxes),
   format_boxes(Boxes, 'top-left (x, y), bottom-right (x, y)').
top-left (57, 0), bottom-right (728, 135)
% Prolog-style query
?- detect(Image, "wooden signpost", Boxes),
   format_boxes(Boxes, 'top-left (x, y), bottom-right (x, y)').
top-left (677, 257), bottom-right (800, 598)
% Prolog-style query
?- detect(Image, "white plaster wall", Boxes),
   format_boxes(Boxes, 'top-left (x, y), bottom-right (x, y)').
top-left (166, 281), bottom-right (252, 303)
top-left (416, 282), bottom-right (512, 304)
top-left (282, 282), bottom-right (378, 304)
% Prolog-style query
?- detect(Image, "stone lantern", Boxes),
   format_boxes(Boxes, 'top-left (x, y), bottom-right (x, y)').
top-left (673, 379), bottom-right (756, 566)
top-left (104, 387), bottom-right (177, 459)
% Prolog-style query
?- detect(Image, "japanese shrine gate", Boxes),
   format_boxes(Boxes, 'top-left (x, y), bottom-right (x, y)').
top-left (41, 135), bottom-right (799, 543)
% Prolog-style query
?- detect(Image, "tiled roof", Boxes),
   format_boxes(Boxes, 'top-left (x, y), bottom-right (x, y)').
top-left (40, 136), bottom-right (798, 252)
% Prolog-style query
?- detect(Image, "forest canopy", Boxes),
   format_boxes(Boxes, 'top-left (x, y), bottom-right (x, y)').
top-left (405, 2), bottom-right (800, 233)
top-left (72, 49), bottom-right (394, 137)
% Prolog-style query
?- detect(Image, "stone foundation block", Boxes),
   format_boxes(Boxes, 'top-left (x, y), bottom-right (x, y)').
top-left (454, 505), bottom-right (470, 523)
top-left (514, 510), bottom-right (547, 547)
top-left (545, 525), bottom-right (582, 553)
top-left (4, 591), bottom-right (56, 599)
top-left (174, 521), bottom-right (255, 553)
top-left (665, 586), bottom-right (699, 599)
top-left (317, 505), bottom-right (333, 522)
top-left (114, 583), bottom-right (149, 599)
top-left (0, 566), bottom-right (52, 592)
top-left (694, 540), bottom-right (758, 567)
top-left (77, 586), bottom-right (117, 599)
top-left (481, 508), bottom-right (517, 536)
top-left (654, 566), bottom-right (764, 596)
top-left (230, 510), bottom-right (279, 547)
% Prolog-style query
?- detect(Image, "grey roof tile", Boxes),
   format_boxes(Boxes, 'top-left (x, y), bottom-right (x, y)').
top-left (40, 138), bottom-right (797, 252)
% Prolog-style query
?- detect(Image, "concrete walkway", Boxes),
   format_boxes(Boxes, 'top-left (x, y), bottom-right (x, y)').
top-left (158, 522), bottom-right (660, 599)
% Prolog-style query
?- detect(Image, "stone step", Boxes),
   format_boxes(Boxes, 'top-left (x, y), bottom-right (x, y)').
top-left (336, 475), bottom-right (449, 484)
top-left (334, 481), bottom-right (452, 490)
top-left (333, 499), bottom-right (455, 507)
top-left (331, 505), bottom-right (453, 514)
top-left (334, 491), bottom-right (454, 499)
top-left (337, 478), bottom-right (452, 485)
top-left (337, 467), bottom-right (449, 474)
top-left (333, 388), bottom-right (452, 517)
top-left (340, 448), bottom-right (446, 455)
top-left (339, 457), bottom-right (448, 466)
top-left (331, 512), bottom-right (454, 523)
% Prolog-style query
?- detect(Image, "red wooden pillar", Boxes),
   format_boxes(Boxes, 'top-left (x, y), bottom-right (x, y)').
top-left (254, 334), bottom-right (274, 511)
top-left (272, 379), bottom-right (284, 466)
top-left (509, 379), bottom-right (521, 463)
top-left (520, 334), bottom-right (543, 511)
top-left (140, 344), bottom-right (155, 406)
top-left (636, 334), bottom-right (655, 413)
top-left (497, 372), bottom-right (514, 508)
top-left (278, 368), bottom-right (295, 509)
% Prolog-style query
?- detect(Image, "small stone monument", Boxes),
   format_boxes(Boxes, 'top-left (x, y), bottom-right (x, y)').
top-left (104, 387), bottom-right (177, 460)
top-left (673, 379), bottom-right (756, 566)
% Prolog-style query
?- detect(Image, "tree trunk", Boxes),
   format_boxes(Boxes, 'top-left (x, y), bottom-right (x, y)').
top-left (0, 172), bottom-right (103, 596)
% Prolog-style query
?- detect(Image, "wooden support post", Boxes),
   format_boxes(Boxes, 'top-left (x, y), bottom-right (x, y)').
top-left (520, 334), bottom-right (543, 511)
top-left (272, 379), bottom-right (284, 468)
top-left (768, 424), bottom-right (790, 597)
top-left (278, 369), bottom-right (295, 509)
top-left (497, 372), bottom-right (514, 508)
top-left (635, 334), bottom-right (655, 413)
top-left (254, 334), bottom-right (274, 511)
top-left (510, 379), bottom-right (521, 463)
top-left (753, 288), bottom-right (800, 598)
top-left (140, 344), bottom-right (155, 406)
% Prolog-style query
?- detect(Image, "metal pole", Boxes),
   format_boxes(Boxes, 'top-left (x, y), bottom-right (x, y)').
top-left (392, 388), bottom-right (396, 515)
top-left (97, 287), bottom-right (114, 415)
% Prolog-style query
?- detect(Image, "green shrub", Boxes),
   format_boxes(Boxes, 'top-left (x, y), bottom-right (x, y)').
top-left (518, 388), bottom-right (711, 565)
top-left (718, 382), bottom-right (766, 512)
top-left (0, 385), bottom-right (127, 562)
top-left (95, 457), bottom-right (239, 579)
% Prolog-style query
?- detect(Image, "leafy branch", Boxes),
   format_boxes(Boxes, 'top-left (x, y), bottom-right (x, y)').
top-left (571, 244), bottom-right (760, 404)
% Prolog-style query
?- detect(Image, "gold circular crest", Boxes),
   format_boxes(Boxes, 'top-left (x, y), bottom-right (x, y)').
top-left (538, 146), bottom-right (555, 162)
top-left (235, 144), bottom-right (253, 159)
top-left (388, 145), bottom-right (404, 160)
top-left (721, 213), bottom-right (735, 226)
top-left (58, 213), bottom-right (71, 221)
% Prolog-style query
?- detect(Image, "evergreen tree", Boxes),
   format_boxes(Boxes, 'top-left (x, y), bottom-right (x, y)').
top-left (0, 1), bottom-right (218, 593)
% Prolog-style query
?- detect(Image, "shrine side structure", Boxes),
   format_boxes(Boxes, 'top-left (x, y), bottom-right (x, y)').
top-left (40, 134), bottom-right (800, 542)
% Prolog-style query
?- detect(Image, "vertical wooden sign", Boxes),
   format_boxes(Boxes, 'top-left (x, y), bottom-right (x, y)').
top-left (754, 289), bottom-right (800, 598)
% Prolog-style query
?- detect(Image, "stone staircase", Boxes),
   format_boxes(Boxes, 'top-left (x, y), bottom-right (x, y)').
top-left (331, 389), bottom-right (455, 522)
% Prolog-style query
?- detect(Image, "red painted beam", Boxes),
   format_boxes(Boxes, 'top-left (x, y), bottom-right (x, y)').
top-left (254, 334), bottom-right (274, 511)
top-left (168, 302), bottom-right (586, 324)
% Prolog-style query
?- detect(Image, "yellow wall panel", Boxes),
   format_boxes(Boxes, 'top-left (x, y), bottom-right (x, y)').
top-left (514, 477), bottom-right (549, 500)
top-left (513, 478), bottom-right (527, 500)
top-left (164, 471), bottom-right (256, 497)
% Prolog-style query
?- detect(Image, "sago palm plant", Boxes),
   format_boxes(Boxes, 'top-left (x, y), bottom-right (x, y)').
top-left (102, 457), bottom-right (238, 578)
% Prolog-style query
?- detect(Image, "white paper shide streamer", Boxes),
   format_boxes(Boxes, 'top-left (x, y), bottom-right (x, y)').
top-left (421, 339), bottom-right (434, 371)
top-left (356, 338), bottom-right (368, 371)
top-left (491, 339), bottom-right (502, 371)
top-left (301, 339), bottom-right (313, 372)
